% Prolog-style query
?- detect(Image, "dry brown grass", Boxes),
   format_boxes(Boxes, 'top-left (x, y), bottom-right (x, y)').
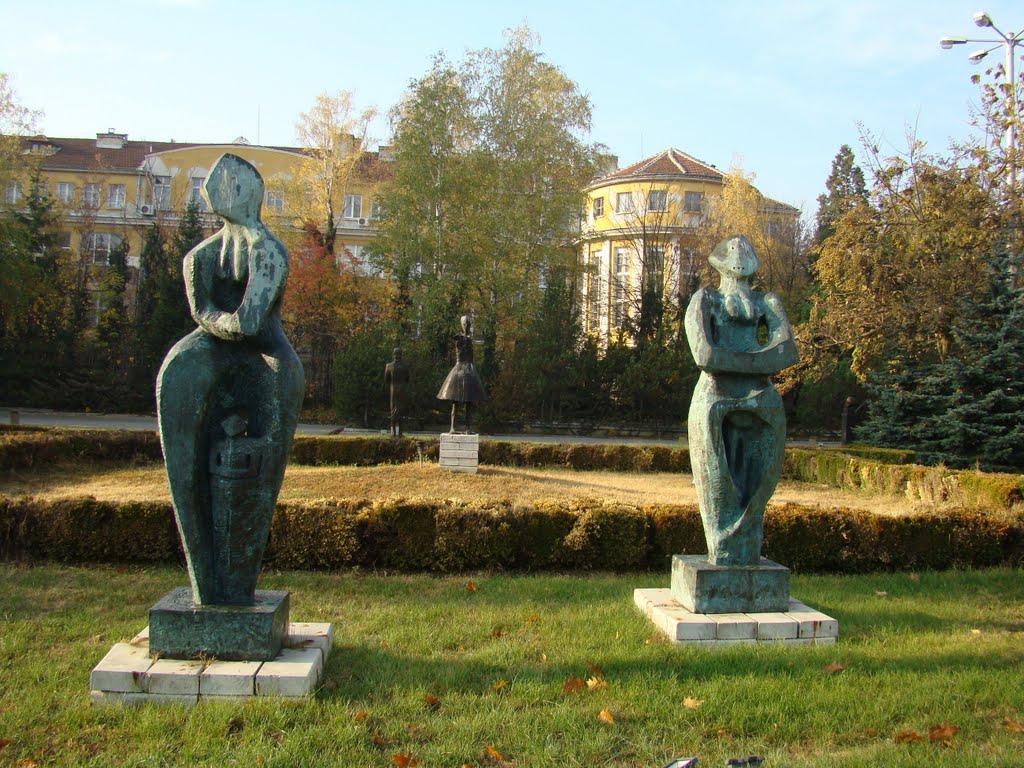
top-left (0, 461), bottom-right (922, 515)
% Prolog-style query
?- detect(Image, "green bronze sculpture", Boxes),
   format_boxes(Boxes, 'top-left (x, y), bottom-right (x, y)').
top-left (151, 153), bottom-right (304, 660)
top-left (673, 235), bottom-right (799, 613)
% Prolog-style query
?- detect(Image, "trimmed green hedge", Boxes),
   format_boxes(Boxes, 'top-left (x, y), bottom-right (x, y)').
top-left (2, 495), bottom-right (1020, 574)
top-left (784, 449), bottom-right (1024, 512)
top-left (4, 426), bottom-right (1024, 514)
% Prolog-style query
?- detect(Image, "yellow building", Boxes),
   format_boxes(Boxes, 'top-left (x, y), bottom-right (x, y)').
top-left (579, 147), bottom-right (798, 340)
top-left (5, 130), bottom-right (389, 313)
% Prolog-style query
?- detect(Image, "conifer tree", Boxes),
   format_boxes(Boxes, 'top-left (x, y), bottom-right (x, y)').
top-left (814, 144), bottom-right (867, 245)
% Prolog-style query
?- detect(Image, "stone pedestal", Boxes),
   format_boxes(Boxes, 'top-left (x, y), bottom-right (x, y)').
top-left (635, 588), bottom-right (838, 647)
top-left (671, 554), bottom-right (790, 614)
top-left (148, 588), bottom-right (289, 662)
top-left (90, 622), bottom-right (333, 704)
top-left (439, 432), bottom-right (479, 474)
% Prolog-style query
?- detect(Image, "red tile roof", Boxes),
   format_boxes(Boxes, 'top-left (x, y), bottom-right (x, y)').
top-left (596, 147), bottom-right (724, 184)
top-left (19, 135), bottom-right (384, 173)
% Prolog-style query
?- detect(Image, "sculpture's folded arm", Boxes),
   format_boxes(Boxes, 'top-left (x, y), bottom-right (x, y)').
top-left (235, 237), bottom-right (288, 338)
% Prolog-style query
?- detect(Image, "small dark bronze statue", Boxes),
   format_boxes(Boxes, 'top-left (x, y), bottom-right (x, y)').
top-left (384, 347), bottom-right (411, 437)
top-left (437, 315), bottom-right (487, 433)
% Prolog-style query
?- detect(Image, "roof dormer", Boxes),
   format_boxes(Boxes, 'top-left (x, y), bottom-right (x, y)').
top-left (96, 129), bottom-right (127, 149)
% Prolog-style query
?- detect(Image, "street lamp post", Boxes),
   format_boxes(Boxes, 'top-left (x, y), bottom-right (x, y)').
top-left (940, 11), bottom-right (1022, 192)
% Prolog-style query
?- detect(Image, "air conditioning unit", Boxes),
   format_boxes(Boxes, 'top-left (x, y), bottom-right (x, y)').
top-left (358, 218), bottom-right (366, 226)
top-left (139, 204), bottom-right (155, 216)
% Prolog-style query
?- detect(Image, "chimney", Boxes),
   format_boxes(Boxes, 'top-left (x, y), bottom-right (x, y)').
top-left (378, 144), bottom-right (396, 162)
top-left (96, 129), bottom-right (127, 149)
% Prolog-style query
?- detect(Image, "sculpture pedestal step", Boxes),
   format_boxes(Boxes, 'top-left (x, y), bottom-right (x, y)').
top-left (635, 588), bottom-right (838, 646)
top-left (90, 622), bottom-right (333, 704)
top-left (440, 432), bottom-right (479, 474)
top-left (672, 554), bottom-right (790, 614)
top-left (149, 588), bottom-right (289, 662)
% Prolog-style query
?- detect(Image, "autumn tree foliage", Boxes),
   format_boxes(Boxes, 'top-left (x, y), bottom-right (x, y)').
top-left (283, 224), bottom-right (393, 407)
top-left (285, 91), bottom-right (379, 254)
top-left (371, 27), bottom-right (598, 422)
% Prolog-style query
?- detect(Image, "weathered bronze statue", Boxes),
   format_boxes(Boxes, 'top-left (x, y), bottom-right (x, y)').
top-left (384, 347), bottom-right (410, 437)
top-left (437, 315), bottom-right (487, 433)
top-left (152, 153), bottom-right (303, 660)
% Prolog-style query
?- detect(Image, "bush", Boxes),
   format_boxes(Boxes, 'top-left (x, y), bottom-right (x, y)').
top-left (2, 495), bottom-right (1020, 574)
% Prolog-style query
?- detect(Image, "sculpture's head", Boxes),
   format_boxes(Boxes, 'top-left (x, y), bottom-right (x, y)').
top-left (709, 235), bottom-right (759, 281)
top-left (203, 153), bottom-right (263, 224)
top-left (393, 347), bottom-right (402, 361)
top-left (460, 315), bottom-right (471, 335)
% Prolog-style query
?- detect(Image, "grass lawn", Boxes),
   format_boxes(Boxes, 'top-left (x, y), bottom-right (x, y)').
top-left (1, 564), bottom-right (1022, 767)
top-left (0, 461), bottom-right (921, 516)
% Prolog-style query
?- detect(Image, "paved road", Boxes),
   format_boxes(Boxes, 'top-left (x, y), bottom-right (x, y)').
top-left (1, 407), bottom-right (835, 449)
top-left (0, 407), bottom-right (687, 446)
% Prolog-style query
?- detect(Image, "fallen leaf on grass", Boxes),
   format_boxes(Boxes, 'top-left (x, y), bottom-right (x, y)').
top-left (587, 676), bottom-right (608, 691)
top-left (540, 653), bottom-right (548, 664)
top-left (18, 761), bottom-right (37, 768)
top-left (865, 728), bottom-right (878, 737)
top-left (405, 723), bottom-right (424, 738)
top-left (392, 752), bottom-right (419, 768)
top-left (970, 628), bottom-right (982, 636)
top-left (1003, 717), bottom-right (1024, 733)
top-left (424, 693), bottom-right (441, 710)
top-left (562, 675), bottom-right (585, 693)
top-left (822, 661), bottom-right (847, 675)
top-left (489, 627), bottom-right (505, 639)
top-left (465, 580), bottom-right (478, 592)
top-left (928, 722), bottom-right (960, 748)
top-left (354, 712), bottom-right (368, 722)
top-left (894, 730), bottom-right (923, 743)
top-left (484, 743), bottom-right (506, 763)
top-left (492, 680), bottom-right (508, 693)
top-left (527, 613), bottom-right (540, 623)
top-left (597, 708), bottom-right (615, 725)
top-left (874, 591), bottom-right (888, 597)
top-left (0, 740), bottom-right (10, 749)
top-left (683, 697), bottom-right (703, 710)
top-left (585, 660), bottom-right (603, 676)
top-left (369, 731), bottom-right (388, 748)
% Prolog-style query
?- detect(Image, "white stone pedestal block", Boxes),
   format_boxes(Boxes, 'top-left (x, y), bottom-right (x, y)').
top-left (634, 587), bottom-right (838, 646)
top-left (90, 622), bottom-right (334, 705)
top-left (440, 432), bottom-right (479, 474)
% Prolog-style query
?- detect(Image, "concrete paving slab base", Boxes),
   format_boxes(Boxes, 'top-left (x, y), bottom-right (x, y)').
top-left (90, 622), bottom-right (333, 705)
top-left (634, 587), bottom-right (838, 646)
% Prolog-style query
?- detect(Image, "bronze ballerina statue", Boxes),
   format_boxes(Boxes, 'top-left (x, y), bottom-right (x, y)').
top-left (437, 315), bottom-right (487, 433)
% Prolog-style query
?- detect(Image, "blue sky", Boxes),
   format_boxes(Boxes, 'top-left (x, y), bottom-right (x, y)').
top-left (2, 0), bottom-right (1020, 214)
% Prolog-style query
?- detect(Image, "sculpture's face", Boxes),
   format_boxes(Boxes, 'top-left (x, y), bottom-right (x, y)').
top-left (203, 154), bottom-right (263, 223)
top-left (709, 235), bottom-right (759, 280)
top-left (393, 348), bottom-right (402, 361)
top-left (460, 315), bottom-right (471, 334)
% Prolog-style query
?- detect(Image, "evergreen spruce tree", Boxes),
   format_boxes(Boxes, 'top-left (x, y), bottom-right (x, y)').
top-left (857, 247), bottom-right (1024, 470)
top-left (932, 249), bottom-right (1024, 470)
top-left (93, 240), bottom-right (131, 406)
top-left (814, 144), bottom-right (868, 245)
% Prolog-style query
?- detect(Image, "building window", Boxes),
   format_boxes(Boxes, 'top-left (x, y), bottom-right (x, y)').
top-left (684, 191), bottom-right (703, 213)
top-left (83, 232), bottom-right (123, 265)
top-left (265, 189), bottom-right (285, 211)
top-left (587, 272), bottom-right (602, 332)
top-left (648, 190), bottom-right (668, 212)
top-left (56, 182), bottom-right (75, 205)
top-left (154, 176), bottom-right (172, 210)
top-left (107, 184), bottom-right (126, 209)
top-left (3, 181), bottom-right (21, 205)
top-left (369, 198), bottom-right (384, 220)
top-left (189, 177), bottom-right (208, 211)
top-left (343, 194), bottom-right (362, 219)
top-left (615, 192), bottom-right (633, 214)
top-left (83, 183), bottom-right (101, 208)
top-left (613, 246), bottom-right (630, 328)
top-left (58, 232), bottom-right (72, 250)
top-left (645, 246), bottom-right (665, 290)
top-left (592, 197), bottom-right (604, 219)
